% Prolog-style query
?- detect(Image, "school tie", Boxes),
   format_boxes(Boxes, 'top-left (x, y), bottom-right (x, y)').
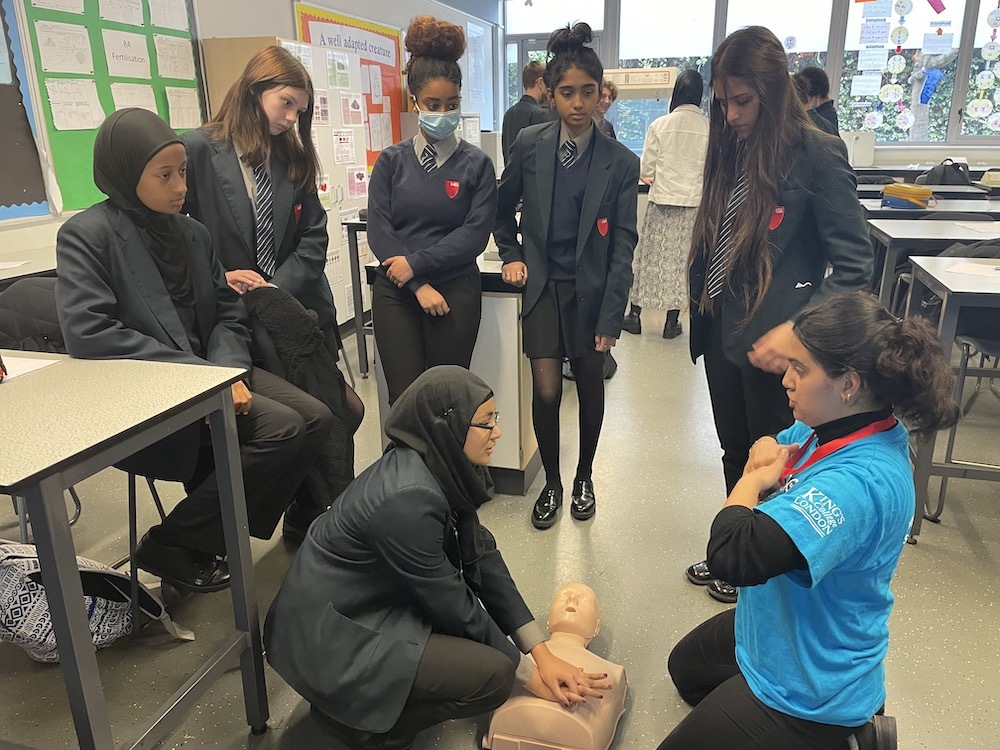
top-left (705, 165), bottom-right (750, 300)
top-left (421, 143), bottom-right (437, 173)
top-left (560, 139), bottom-right (577, 169)
top-left (252, 162), bottom-right (276, 277)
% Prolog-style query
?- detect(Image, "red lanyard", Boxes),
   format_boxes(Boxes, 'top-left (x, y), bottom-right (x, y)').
top-left (778, 415), bottom-right (898, 485)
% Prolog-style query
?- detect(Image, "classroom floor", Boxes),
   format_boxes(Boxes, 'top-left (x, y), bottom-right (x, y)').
top-left (2, 315), bottom-right (998, 750)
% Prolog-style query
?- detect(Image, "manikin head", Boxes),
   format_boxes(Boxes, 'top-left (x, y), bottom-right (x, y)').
top-left (547, 583), bottom-right (601, 643)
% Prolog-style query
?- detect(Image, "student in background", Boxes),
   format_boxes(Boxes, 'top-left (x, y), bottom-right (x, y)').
top-left (594, 79), bottom-right (619, 139)
top-left (181, 46), bottom-right (363, 541)
top-left (56, 108), bottom-right (332, 591)
top-left (798, 66), bottom-right (839, 136)
top-left (792, 72), bottom-right (838, 136)
top-left (623, 69), bottom-right (709, 340)
top-left (502, 61), bottom-right (554, 161)
top-left (658, 291), bottom-right (958, 750)
top-left (367, 16), bottom-right (498, 405)
top-left (495, 22), bottom-right (639, 530)
top-left (684, 27), bottom-right (872, 603)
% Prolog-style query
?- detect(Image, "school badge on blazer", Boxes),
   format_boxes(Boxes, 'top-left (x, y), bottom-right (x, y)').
top-left (597, 217), bottom-right (609, 237)
top-left (769, 206), bottom-right (785, 231)
top-left (445, 180), bottom-right (460, 198)
top-left (294, 203), bottom-right (302, 222)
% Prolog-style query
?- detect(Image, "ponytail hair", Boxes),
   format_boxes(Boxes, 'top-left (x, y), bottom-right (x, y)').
top-left (545, 22), bottom-right (603, 91)
top-left (793, 292), bottom-right (960, 436)
top-left (405, 16), bottom-right (465, 97)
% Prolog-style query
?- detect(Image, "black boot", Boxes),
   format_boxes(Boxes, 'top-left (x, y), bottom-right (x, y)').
top-left (848, 714), bottom-right (897, 750)
top-left (622, 303), bottom-right (641, 335)
top-left (663, 309), bottom-right (682, 339)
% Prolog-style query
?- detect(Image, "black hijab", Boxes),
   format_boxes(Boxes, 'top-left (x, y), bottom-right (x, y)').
top-left (93, 108), bottom-right (194, 306)
top-left (384, 366), bottom-right (495, 579)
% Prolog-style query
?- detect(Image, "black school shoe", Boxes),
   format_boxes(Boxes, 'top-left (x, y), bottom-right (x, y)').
top-left (848, 714), bottom-right (898, 750)
top-left (281, 498), bottom-right (329, 545)
top-left (311, 705), bottom-right (415, 750)
top-left (532, 486), bottom-right (563, 529)
top-left (622, 312), bottom-right (641, 335)
top-left (134, 531), bottom-right (230, 593)
top-left (570, 478), bottom-right (596, 520)
top-left (706, 579), bottom-right (738, 604)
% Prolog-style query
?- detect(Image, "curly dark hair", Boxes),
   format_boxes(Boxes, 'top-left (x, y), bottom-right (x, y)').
top-left (545, 22), bottom-right (602, 90)
top-left (793, 291), bottom-right (960, 436)
top-left (405, 16), bottom-right (466, 97)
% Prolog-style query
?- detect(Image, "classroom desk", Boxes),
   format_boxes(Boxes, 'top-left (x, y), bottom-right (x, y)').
top-left (903, 258), bottom-right (1000, 540)
top-left (855, 165), bottom-right (1000, 181)
top-left (0, 245), bottom-right (56, 290)
top-left (860, 198), bottom-right (1000, 220)
top-left (856, 184), bottom-right (989, 200)
top-left (0, 352), bottom-right (268, 750)
top-left (867, 219), bottom-right (1000, 304)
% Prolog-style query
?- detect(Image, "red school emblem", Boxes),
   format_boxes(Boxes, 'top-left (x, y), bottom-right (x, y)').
top-left (597, 217), bottom-right (609, 237)
top-left (445, 180), bottom-right (460, 199)
top-left (769, 206), bottom-right (785, 231)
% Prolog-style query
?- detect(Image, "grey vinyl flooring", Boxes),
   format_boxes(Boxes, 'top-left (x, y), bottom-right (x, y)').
top-left (2, 314), bottom-right (998, 749)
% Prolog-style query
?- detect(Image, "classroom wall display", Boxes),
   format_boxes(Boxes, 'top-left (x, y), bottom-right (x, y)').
top-left (294, 2), bottom-right (401, 169)
top-left (0, 0), bottom-right (49, 219)
top-left (18, 0), bottom-right (201, 211)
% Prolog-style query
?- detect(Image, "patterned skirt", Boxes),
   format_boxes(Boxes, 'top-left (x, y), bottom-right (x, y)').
top-left (629, 203), bottom-right (697, 312)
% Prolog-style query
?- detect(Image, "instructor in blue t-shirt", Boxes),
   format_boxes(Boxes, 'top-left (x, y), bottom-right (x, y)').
top-left (367, 16), bottom-right (498, 405)
top-left (657, 292), bottom-right (959, 750)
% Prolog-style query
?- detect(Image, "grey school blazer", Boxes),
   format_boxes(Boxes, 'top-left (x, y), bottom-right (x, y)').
top-left (55, 200), bottom-right (251, 480)
top-left (494, 119), bottom-right (640, 340)
top-left (264, 445), bottom-right (534, 733)
top-left (180, 129), bottom-right (337, 329)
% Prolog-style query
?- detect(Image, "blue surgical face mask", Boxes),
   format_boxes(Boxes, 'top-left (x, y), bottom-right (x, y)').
top-left (416, 106), bottom-right (461, 141)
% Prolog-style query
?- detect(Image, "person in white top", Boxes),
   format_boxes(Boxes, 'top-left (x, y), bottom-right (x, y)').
top-left (622, 70), bottom-right (709, 339)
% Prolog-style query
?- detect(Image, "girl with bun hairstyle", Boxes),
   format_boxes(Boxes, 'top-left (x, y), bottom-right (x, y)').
top-left (495, 22), bottom-right (639, 531)
top-left (367, 16), bottom-right (498, 405)
top-left (660, 291), bottom-right (958, 750)
top-left (181, 46), bottom-right (364, 542)
top-left (684, 27), bottom-right (872, 603)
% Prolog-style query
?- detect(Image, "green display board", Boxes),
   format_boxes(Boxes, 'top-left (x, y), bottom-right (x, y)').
top-left (20, 0), bottom-right (202, 210)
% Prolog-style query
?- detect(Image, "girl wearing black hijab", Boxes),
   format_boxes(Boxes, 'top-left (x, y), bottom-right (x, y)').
top-left (264, 366), bottom-right (610, 750)
top-left (55, 108), bottom-right (334, 592)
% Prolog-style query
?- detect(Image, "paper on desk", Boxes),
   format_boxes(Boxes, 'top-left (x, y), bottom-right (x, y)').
top-left (0, 356), bottom-right (59, 380)
top-left (953, 221), bottom-right (1000, 233)
top-left (0, 261), bottom-right (30, 270)
top-left (948, 261), bottom-right (1000, 278)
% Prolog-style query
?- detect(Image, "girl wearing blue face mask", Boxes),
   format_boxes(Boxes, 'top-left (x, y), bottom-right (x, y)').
top-left (367, 16), bottom-right (498, 404)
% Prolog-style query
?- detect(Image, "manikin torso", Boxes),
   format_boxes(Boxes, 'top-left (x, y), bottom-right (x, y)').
top-left (484, 584), bottom-right (628, 750)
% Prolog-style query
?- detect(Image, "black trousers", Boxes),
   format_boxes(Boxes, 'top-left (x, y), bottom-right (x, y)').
top-left (156, 367), bottom-right (333, 556)
top-left (703, 314), bottom-right (793, 494)
top-left (372, 274), bottom-right (482, 404)
top-left (658, 609), bottom-right (861, 750)
top-left (389, 634), bottom-right (515, 741)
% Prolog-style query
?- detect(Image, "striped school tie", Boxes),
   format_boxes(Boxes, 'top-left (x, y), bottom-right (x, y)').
top-left (252, 162), bottom-right (276, 276)
top-left (560, 139), bottom-right (577, 169)
top-left (705, 166), bottom-right (750, 299)
top-left (421, 143), bottom-right (437, 173)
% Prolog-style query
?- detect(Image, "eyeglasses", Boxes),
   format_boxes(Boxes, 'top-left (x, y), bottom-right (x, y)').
top-left (469, 411), bottom-right (500, 431)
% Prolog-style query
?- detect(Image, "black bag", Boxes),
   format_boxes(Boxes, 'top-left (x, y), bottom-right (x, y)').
top-left (921, 158), bottom-right (971, 186)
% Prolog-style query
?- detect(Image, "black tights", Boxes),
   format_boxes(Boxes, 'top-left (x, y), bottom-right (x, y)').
top-left (530, 351), bottom-right (605, 489)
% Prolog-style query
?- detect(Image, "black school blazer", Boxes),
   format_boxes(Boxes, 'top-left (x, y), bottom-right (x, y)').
top-left (689, 130), bottom-right (874, 365)
top-left (494, 120), bottom-right (640, 340)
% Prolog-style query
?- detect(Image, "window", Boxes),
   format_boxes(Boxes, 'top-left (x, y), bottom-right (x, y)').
top-left (961, 0), bottom-right (1000, 136)
top-left (505, 0), bottom-right (604, 35)
top-left (725, 0), bottom-right (833, 72)
top-left (616, 0), bottom-right (715, 155)
top-left (838, 0), bottom-right (967, 143)
top-left (506, 42), bottom-right (519, 108)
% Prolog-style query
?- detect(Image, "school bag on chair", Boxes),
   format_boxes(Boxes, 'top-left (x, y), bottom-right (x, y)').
top-left (0, 541), bottom-right (192, 663)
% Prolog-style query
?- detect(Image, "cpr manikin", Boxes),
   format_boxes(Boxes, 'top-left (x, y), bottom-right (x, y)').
top-left (484, 583), bottom-right (628, 750)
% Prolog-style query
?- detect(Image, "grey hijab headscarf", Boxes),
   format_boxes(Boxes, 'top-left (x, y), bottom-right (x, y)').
top-left (384, 366), bottom-right (495, 578)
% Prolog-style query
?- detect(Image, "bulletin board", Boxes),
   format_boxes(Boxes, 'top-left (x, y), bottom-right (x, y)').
top-left (294, 2), bottom-right (401, 170)
top-left (18, 0), bottom-right (202, 211)
top-left (0, 0), bottom-right (48, 219)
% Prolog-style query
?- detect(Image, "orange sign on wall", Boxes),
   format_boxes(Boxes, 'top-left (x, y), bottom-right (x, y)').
top-left (295, 2), bottom-right (402, 169)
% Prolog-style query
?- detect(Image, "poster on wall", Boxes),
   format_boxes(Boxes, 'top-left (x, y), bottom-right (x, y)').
top-left (295, 2), bottom-right (402, 169)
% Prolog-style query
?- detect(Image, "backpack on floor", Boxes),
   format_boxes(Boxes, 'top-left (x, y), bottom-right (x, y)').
top-left (0, 541), bottom-right (191, 663)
